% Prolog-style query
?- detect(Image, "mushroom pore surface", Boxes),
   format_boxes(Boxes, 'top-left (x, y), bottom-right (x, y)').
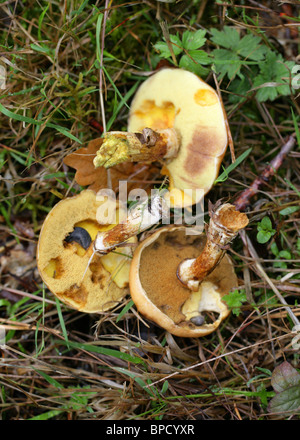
top-left (138, 228), bottom-right (236, 326)
top-left (128, 68), bottom-right (228, 201)
top-left (37, 190), bottom-right (134, 313)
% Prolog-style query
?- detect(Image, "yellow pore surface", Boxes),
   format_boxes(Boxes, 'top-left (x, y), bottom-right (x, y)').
top-left (128, 68), bottom-right (228, 202)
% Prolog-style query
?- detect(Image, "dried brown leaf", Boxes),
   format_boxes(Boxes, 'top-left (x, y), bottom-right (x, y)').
top-left (63, 138), bottom-right (159, 194)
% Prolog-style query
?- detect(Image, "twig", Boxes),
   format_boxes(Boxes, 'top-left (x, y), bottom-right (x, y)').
top-left (234, 135), bottom-right (296, 211)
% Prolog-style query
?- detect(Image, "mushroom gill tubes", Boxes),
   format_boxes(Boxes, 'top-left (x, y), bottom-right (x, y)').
top-left (93, 192), bottom-right (169, 255)
top-left (176, 203), bottom-right (249, 292)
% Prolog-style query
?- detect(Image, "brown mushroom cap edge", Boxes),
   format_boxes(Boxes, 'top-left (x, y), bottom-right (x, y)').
top-left (129, 225), bottom-right (235, 338)
top-left (37, 190), bottom-right (136, 313)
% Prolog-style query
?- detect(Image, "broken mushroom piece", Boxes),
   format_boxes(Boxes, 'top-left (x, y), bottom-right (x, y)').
top-left (177, 203), bottom-right (249, 291)
top-left (37, 190), bottom-right (136, 313)
top-left (94, 192), bottom-right (169, 255)
top-left (129, 204), bottom-right (248, 338)
top-left (93, 68), bottom-right (228, 206)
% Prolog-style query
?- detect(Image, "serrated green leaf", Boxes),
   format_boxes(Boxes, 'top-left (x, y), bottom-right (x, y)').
top-left (182, 29), bottom-right (206, 50)
top-left (153, 41), bottom-right (173, 59)
top-left (237, 34), bottom-right (266, 61)
top-left (228, 76), bottom-right (252, 104)
top-left (254, 51), bottom-right (296, 102)
top-left (222, 289), bottom-right (247, 316)
top-left (210, 27), bottom-right (240, 50)
top-left (179, 54), bottom-right (210, 76)
top-left (212, 48), bottom-right (242, 80)
top-left (185, 49), bottom-right (211, 65)
top-left (255, 85), bottom-right (279, 102)
top-left (154, 34), bottom-right (183, 59)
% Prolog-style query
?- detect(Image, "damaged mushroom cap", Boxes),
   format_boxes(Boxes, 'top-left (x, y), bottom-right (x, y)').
top-left (128, 68), bottom-right (228, 206)
top-left (129, 225), bottom-right (236, 338)
top-left (37, 190), bottom-right (136, 313)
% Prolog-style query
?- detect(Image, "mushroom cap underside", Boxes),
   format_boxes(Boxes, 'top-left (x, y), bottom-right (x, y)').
top-left (129, 225), bottom-right (235, 337)
top-left (128, 68), bottom-right (228, 203)
top-left (37, 190), bottom-right (135, 313)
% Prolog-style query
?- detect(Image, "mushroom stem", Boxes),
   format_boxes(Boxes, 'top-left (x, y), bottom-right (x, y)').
top-left (94, 193), bottom-right (169, 254)
top-left (177, 203), bottom-right (249, 291)
top-left (93, 127), bottom-right (180, 169)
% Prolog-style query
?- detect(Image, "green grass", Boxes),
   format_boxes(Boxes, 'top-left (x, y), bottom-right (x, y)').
top-left (0, 0), bottom-right (299, 421)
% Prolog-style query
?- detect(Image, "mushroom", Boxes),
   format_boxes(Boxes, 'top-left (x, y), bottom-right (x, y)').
top-left (93, 68), bottom-right (229, 207)
top-left (37, 190), bottom-right (136, 313)
top-left (93, 191), bottom-right (169, 255)
top-left (129, 203), bottom-right (248, 337)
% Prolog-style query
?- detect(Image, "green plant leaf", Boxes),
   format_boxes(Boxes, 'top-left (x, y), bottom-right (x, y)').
top-left (29, 410), bottom-right (63, 420)
top-left (270, 242), bottom-right (279, 256)
top-left (260, 216), bottom-right (273, 230)
top-left (212, 48), bottom-right (242, 80)
top-left (154, 34), bottom-right (183, 58)
top-left (182, 29), bottom-right (206, 50)
top-left (278, 250), bottom-right (292, 260)
top-left (279, 206), bottom-right (300, 216)
top-left (222, 289), bottom-right (247, 316)
top-left (236, 34), bottom-right (267, 61)
top-left (214, 147), bottom-right (252, 183)
top-left (268, 362), bottom-right (300, 414)
top-left (179, 54), bottom-right (210, 76)
top-left (210, 27), bottom-right (240, 50)
top-left (0, 103), bottom-right (82, 144)
top-left (257, 230), bottom-right (272, 244)
top-left (257, 216), bottom-right (276, 243)
top-left (253, 51), bottom-right (295, 102)
top-left (58, 340), bottom-right (145, 365)
top-left (228, 76), bottom-right (252, 104)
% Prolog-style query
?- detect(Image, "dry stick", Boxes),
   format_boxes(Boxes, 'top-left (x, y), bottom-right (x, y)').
top-left (234, 135), bottom-right (296, 211)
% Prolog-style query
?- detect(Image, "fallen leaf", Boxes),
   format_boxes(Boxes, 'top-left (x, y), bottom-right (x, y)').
top-left (63, 137), bottom-right (159, 194)
top-left (268, 361), bottom-right (300, 415)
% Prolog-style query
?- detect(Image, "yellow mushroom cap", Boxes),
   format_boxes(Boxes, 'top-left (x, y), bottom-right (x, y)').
top-left (128, 68), bottom-right (228, 205)
top-left (129, 225), bottom-right (235, 338)
top-left (37, 190), bottom-right (136, 313)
